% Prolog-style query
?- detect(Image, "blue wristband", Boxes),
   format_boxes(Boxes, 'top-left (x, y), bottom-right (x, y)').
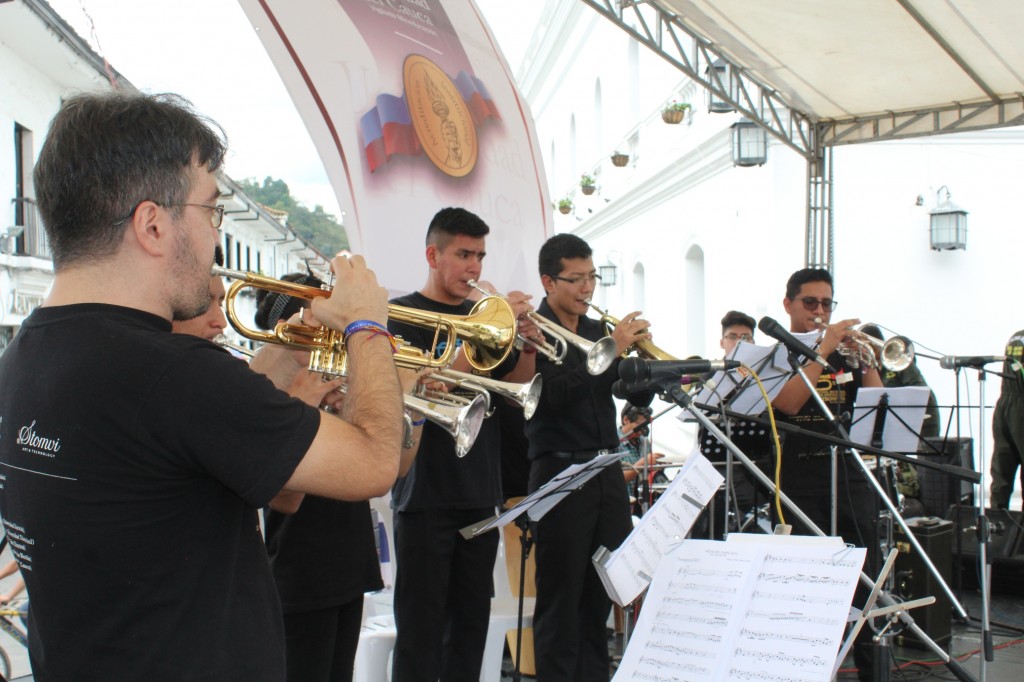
top-left (411, 417), bottom-right (426, 427)
top-left (344, 319), bottom-right (386, 337)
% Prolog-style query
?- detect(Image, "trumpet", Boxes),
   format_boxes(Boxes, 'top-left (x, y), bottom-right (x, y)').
top-left (429, 368), bottom-right (543, 420)
top-left (213, 334), bottom-right (255, 359)
top-left (213, 266), bottom-right (517, 374)
top-left (404, 390), bottom-right (488, 457)
top-left (464, 280), bottom-right (616, 375)
top-left (586, 301), bottom-right (679, 361)
top-left (834, 323), bottom-right (938, 372)
top-left (465, 280), bottom-right (567, 364)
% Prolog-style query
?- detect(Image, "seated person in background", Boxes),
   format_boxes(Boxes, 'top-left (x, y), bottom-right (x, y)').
top-left (619, 403), bottom-right (665, 513)
top-left (719, 310), bottom-right (755, 357)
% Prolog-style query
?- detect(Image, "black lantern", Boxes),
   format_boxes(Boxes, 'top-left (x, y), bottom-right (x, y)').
top-left (731, 120), bottom-right (767, 167)
top-left (929, 187), bottom-right (967, 250)
top-left (706, 59), bottom-right (735, 113)
top-left (598, 264), bottom-right (617, 287)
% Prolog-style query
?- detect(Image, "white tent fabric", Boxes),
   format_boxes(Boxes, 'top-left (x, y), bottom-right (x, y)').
top-left (655, 0), bottom-right (1024, 135)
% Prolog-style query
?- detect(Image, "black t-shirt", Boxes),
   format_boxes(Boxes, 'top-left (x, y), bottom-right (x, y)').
top-left (387, 291), bottom-right (512, 512)
top-left (524, 298), bottom-right (620, 458)
top-left (0, 304), bottom-right (319, 681)
top-left (265, 497), bottom-right (383, 613)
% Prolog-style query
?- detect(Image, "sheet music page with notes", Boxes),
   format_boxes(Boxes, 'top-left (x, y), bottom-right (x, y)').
top-left (594, 453), bottom-right (723, 606)
top-left (613, 537), bottom-right (865, 681)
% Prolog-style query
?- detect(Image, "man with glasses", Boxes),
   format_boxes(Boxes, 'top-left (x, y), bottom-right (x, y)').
top-left (771, 267), bottom-right (881, 681)
top-left (525, 233), bottom-right (651, 681)
top-left (0, 91), bottom-right (404, 680)
top-left (719, 310), bottom-right (756, 357)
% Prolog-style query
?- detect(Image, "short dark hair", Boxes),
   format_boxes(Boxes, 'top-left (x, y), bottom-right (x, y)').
top-left (785, 267), bottom-right (833, 300)
top-left (621, 403), bottom-right (652, 423)
top-left (425, 207), bottom-right (489, 250)
top-left (860, 324), bottom-right (883, 341)
top-left (33, 91), bottom-right (227, 271)
top-left (721, 310), bottom-right (755, 336)
top-left (538, 234), bottom-right (592, 278)
top-left (254, 272), bottom-right (325, 330)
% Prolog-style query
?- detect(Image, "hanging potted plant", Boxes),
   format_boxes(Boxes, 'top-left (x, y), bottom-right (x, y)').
top-left (661, 100), bottom-right (691, 124)
top-left (580, 174), bottom-right (596, 196)
top-left (610, 151), bottom-right (629, 167)
top-left (556, 197), bottom-right (573, 215)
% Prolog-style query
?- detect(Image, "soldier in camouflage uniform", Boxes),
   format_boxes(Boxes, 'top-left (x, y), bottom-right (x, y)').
top-left (990, 329), bottom-right (1024, 511)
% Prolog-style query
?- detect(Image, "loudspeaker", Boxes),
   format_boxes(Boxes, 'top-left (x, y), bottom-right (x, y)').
top-left (948, 505), bottom-right (1022, 559)
top-left (918, 437), bottom-right (973, 518)
top-left (893, 517), bottom-right (953, 648)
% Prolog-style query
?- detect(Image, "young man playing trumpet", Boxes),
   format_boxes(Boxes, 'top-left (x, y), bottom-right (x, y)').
top-left (525, 233), bottom-right (651, 681)
top-left (0, 91), bottom-right (404, 680)
top-left (386, 207), bottom-right (542, 682)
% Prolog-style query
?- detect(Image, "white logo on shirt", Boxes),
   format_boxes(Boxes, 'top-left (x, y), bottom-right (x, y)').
top-left (16, 420), bottom-right (61, 455)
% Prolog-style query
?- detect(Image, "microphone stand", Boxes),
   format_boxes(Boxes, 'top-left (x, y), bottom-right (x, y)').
top-left (661, 381), bottom-right (977, 682)
top-left (972, 367), bottom-right (994, 679)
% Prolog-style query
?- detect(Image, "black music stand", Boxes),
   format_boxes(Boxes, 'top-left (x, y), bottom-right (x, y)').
top-left (460, 451), bottom-right (622, 682)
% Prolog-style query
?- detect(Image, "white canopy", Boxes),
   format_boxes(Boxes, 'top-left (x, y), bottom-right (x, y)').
top-left (599, 0), bottom-right (1024, 147)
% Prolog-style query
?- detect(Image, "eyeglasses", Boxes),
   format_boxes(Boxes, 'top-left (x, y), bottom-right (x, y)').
top-left (116, 201), bottom-right (225, 229)
top-left (167, 203), bottom-right (225, 229)
top-left (553, 274), bottom-right (602, 286)
top-left (723, 332), bottom-right (753, 342)
top-left (793, 296), bottom-right (837, 312)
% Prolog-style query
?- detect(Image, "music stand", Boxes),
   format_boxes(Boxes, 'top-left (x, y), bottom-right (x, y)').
top-left (460, 451), bottom-right (622, 682)
top-left (850, 387), bottom-right (929, 453)
top-left (663, 379), bottom-right (977, 682)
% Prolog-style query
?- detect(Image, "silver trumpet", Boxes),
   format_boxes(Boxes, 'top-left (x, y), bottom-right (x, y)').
top-left (835, 323), bottom-right (940, 372)
top-left (405, 389), bottom-right (488, 457)
top-left (213, 334), bottom-right (255, 359)
top-left (430, 369), bottom-right (543, 420)
top-left (466, 280), bottom-right (617, 375)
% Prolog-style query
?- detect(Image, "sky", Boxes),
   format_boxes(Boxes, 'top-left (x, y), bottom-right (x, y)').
top-left (44, 0), bottom-right (533, 221)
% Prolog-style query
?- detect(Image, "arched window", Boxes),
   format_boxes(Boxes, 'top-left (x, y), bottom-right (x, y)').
top-left (685, 245), bottom-right (706, 355)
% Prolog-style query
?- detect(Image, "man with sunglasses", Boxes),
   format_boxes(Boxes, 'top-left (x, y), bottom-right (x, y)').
top-left (771, 267), bottom-right (882, 681)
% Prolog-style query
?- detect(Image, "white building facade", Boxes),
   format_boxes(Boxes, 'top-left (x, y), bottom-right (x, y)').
top-left (0, 0), bottom-right (325, 355)
top-left (515, 0), bottom-right (1022, 499)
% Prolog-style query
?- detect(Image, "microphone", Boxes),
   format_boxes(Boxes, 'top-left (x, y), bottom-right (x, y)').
top-left (618, 357), bottom-right (739, 384)
top-left (939, 355), bottom-right (1005, 369)
top-left (757, 316), bottom-right (836, 373)
top-left (612, 375), bottom-right (703, 401)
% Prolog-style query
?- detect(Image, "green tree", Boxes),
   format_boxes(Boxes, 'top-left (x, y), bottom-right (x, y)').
top-left (238, 176), bottom-right (349, 257)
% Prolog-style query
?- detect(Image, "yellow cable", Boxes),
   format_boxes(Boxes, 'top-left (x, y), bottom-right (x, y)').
top-left (742, 365), bottom-right (786, 526)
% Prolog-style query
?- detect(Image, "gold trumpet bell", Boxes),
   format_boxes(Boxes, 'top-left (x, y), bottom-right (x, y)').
top-left (453, 296), bottom-right (518, 371)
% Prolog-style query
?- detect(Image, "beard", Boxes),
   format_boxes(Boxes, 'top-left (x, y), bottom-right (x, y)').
top-left (169, 225), bottom-right (214, 322)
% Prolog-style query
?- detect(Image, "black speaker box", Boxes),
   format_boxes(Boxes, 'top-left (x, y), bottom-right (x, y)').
top-left (947, 505), bottom-right (1022, 559)
top-left (917, 437), bottom-right (974, 518)
top-left (893, 517), bottom-right (953, 648)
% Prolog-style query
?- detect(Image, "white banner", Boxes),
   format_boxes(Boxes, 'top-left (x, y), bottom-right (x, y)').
top-left (237, 0), bottom-right (552, 295)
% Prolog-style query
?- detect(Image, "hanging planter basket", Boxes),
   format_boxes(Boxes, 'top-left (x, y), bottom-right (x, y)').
top-left (558, 204), bottom-right (572, 215)
top-left (581, 184), bottom-right (596, 196)
top-left (661, 109), bottom-right (685, 124)
top-left (610, 153), bottom-right (629, 167)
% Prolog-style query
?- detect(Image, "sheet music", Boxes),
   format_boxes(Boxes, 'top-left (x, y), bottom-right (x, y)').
top-left (594, 453), bottom-right (724, 606)
top-left (850, 386), bottom-right (930, 452)
top-left (613, 538), bottom-right (865, 682)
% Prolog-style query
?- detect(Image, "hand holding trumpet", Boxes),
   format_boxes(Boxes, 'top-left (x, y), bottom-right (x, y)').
top-left (309, 254), bottom-right (390, 332)
top-left (610, 311), bottom-right (653, 356)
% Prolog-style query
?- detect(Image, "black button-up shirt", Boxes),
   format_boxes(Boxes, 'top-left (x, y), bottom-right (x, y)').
top-left (525, 297), bottom-right (621, 459)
